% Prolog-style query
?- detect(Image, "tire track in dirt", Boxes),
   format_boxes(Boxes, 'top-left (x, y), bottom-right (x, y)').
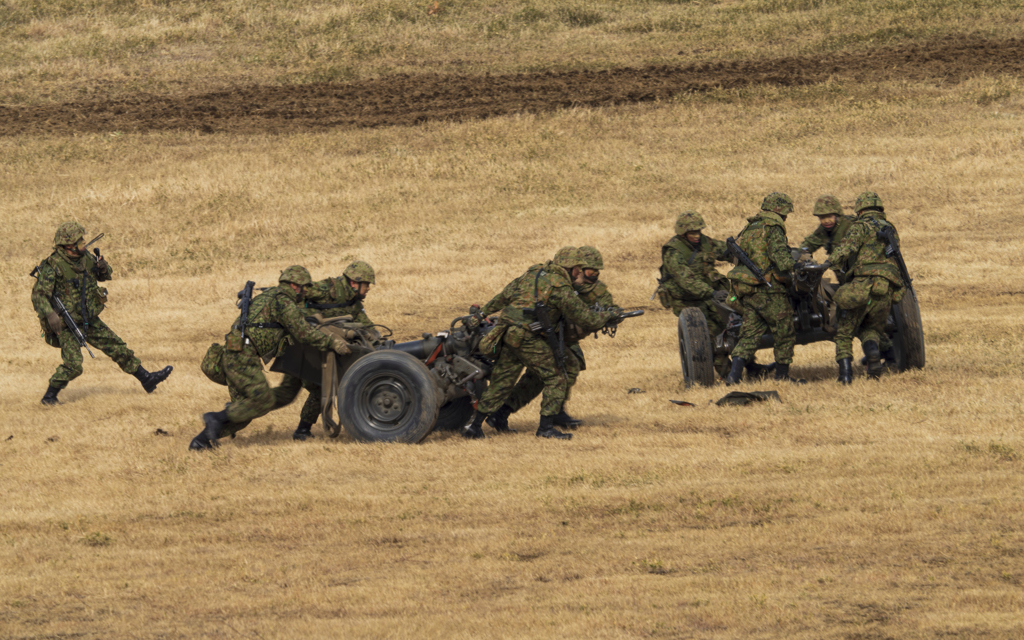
top-left (2, 35), bottom-right (1021, 136)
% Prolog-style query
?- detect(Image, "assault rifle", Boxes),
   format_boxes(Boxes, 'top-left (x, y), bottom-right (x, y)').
top-left (53, 294), bottom-right (95, 358)
top-left (876, 224), bottom-right (913, 291)
top-left (236, 281), bottom-right (257, 344)
top-left (593, 305), bottom-right (644, 338)
top-left (726, 237), bottom-right (772, 288)
top-left (528, 300), bottom-right (565, 374)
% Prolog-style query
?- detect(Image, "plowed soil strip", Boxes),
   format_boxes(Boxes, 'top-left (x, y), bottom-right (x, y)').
top-left (2, 35), bottom-right (1021, 136)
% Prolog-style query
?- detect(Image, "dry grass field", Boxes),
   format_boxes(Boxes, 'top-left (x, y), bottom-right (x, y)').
top-left (3, 1), bottom-right (1024, 638)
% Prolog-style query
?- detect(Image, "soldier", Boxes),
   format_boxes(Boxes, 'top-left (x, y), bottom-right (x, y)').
top-left (800, 195), bottom-right (897, 370)
top-left (285, 260), bottom-right (376, 441)
top-left (823, 192), bottom-right (905, 383)
top-left (725, 193), bottom-right (803, 384)
top-left (189, 266), bottom-right (352, 450)
top-left (464, 248), bottom-right (619, 440)
top-left (31, 222), bottom-right (172, 405)
top-left (485, 246), bottom-right (611, 432)
top-left (657, 211), bottom-right (738, 380)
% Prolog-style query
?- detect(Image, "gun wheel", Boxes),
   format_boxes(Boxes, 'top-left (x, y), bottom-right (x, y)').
top-left (337, 351), bottom-right (441, 443)
top-left (891, 288), bottom-right (925, 371)
top-left (678, 308), bottom-right (716, 388)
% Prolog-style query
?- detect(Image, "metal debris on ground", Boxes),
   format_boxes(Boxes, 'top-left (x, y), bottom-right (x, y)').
top-left (715, 391), bottom-right (782, 407)
top-left (627, 388), bottom-right (645, 394)
top-left (669, 400), bottom-right (695, 407)
top-left (154, 429), bottom-right (170, 436)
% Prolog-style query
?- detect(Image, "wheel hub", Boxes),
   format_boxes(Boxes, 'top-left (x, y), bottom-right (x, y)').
top-left (362, 376), bottom-right (411, 430)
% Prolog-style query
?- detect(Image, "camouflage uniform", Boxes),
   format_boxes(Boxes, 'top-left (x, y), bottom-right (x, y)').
top-left (470, 252), bottom-right (617, 439)
top-left (727, 194), bottom-right (797, 371)
top-left (191, 266), bottom-right (345, 449)
top-left (827, 193), bottom-right (905, 378)
top-left (291, 262), bottom-right (375, 430)
top-left (31, 222), bottom-right (171, 404)
top-left (801, 195), bottom-right (894, 357)
top-left (659, 212), bottom-right (732, 377)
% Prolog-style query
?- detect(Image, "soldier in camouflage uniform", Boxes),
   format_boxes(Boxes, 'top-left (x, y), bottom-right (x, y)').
top-left (31, 222), bottom-right (172, 405)
top-left (464, 248), bottom-right (619, 440)
top-left (823, 192), bottom-right (905, 383)
top-left (658, 211), bottom-right (738, 380)
top-left (725, 193), bottom-right (803, 385)
top-left (282, 261), bottom-right (376, 441)
top-left (189, 266), bottom-right (353, 450)
top-left (485, 246), bottom-right (612, 432)
top-left (800, 195), bottom-right (896, 369)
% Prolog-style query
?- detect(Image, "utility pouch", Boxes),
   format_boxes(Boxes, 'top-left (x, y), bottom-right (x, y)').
top-left (224, 332), bottom-right (244, 352)
top-left (833, 278), bottom-right (872, 310)
top-left (656, 287), bottom-right (672, 309)
top-left (870, 278), bottom-right (890, 297)
top-left (40, 319), bottom-right (60, 348)
top-left (201, 343), bottom-right (227, 385)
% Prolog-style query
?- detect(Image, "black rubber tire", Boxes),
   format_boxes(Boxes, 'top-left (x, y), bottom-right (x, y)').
top-left (678, 308), bottom-right (716, 388)
top-left (891, 288), bottom-right (926, 371)
top-left (337, 351), bottom-right (441, 443)
top-left (433, 380), bottom-right (487, 432)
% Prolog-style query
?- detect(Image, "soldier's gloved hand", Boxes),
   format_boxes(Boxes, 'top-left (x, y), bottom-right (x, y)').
top-left (46, 312), bottom-right (63, 334)
top-left (330, 337), bottom-right (352, 356)
top-left (712, 290), bottom-right (730, 304)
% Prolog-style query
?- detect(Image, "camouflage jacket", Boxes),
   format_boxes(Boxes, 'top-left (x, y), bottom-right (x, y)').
top-left (800, 214), bottom-right (856, 256)
top-left (566, 280), bottom-right (615, 343)
top-left (828, 211), bottom-right (903, 286)
top-left (227, 284), bottom-right (334, 360)
top-left (478, 263), bottom-right (545, 318)
top-left (491, 261), bottom-right (616, 333)
top-left (31, 248), bottom-right (112, 325)
top-left (304, 277), bottom-right (372, 327)
top-left (660, 234), bottom-right (730, 302)
top-left (727, 211), bottom-right (795, 292)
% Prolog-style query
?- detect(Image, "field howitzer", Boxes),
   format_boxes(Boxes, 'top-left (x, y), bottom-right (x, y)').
top-left (876, 224), bottom-right (914, 291)
top-left (726, 236), bottom-right (772, 288)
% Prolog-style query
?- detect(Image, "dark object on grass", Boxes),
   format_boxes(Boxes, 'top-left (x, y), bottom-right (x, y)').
top-left (715, 391), bottom-right (781, 407)
top-left (669, 400), bottom-right (695, 407)
top-left (627, 388), bottom-right (645, 394)
top-left (154, 428), bottom-right (170, 436)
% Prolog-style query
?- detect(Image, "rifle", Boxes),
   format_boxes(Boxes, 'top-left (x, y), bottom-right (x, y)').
top-left (592, 306), bottom-right (644, 338)
top-left (82, 233), bottom-right (104, 252)
top-left (29, 264), bottom-right (96, 358)
top-left (526, 269), bottom-right (566, 374)
top-left (875, 224), bottom-right (913, 290)
top-left (235, 281), bottom-right (257, 345)
top-left (650, 275), bottom-right (667, 301)
top-left (726, 236), bottom-right (772, 289)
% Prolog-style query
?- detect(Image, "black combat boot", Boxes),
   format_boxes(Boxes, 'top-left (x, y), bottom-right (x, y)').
top-left (536, 414), bottom-right (572, 440)
top-left (293, 420), bottom-right (315, 441)
top-left (41, 385), bottom-right (62, 406)
top-left (189, 410), bottom-right (227, 451)
top-left (133, 365), bottom-right (174, 393)
top-left (553, 409), bottom-right (582, 429)
top-left (773, 364), bottom-right (807, 384)
top-left (880, 346), bottom-right (898, 371)
top-left (485, 404), bottom-right (516, 434)
top-left (724, 357), bottom-right (746, 386)
top-left (462, 411), bottom-right (487, 439)
top-left (837, 358), bottom-right (853, 385)
top-left (745, 360), bottom-right (776, 381)
top-left (863, 341), bottom-right (883, 379)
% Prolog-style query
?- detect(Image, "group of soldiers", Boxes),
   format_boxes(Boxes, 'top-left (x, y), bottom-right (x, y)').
top-left (656, 190), bottom-right (905, 385)
top-left (31, 190), bottom-right (906, 447)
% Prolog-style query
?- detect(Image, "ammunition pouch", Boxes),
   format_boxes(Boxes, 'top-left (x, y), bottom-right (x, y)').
top-left (40, 319), bottom-right (61, 348)
top-left (201, 343), bottom-right (228, 386)
top-left (656, 286), bottom-right (672, 309)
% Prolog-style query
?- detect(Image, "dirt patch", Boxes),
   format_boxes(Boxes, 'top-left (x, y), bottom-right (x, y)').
top-left (2, 35), bottom-right (1021, 136)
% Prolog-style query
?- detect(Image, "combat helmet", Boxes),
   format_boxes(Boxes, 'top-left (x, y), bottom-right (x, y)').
top-left (760, 192), bottom-right (794, 217)
top-left (343, 260), bottom-right (376, 285)
top-left (812, 195), bottom-right (842, 217)
top-left (675, 211), bottom-right (706, 236)
top-left (577, 246), bottom-right (604, 271)
top-left (53, 221), bottom-right (85, 247)
top-left (279, 265), bottom-right (312, 287)
top-left (854, 191), bottom-right (884, 214)
top-left (553, 246), bottom-right (581, 270)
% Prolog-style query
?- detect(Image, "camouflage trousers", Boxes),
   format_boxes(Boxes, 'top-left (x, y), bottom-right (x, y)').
top-left (731, 289), bottom-right (796, 365)
top-left (477, 332), bottom-right (571, 417)
top-left (218, 351), bottom-right (306, 437)
top-left (834, 277), bottom-right (894, 361)
top-left (274, 377), bottom-right (328, 425)
top-left (506, 343), bottom-right (583, 412)
top-left (49, 317), bottom-right (141, 389)
top-left (672, 297), bottom-right (730, 378)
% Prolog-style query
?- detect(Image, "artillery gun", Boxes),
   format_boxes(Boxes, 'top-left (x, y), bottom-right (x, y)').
top-left (676, 260), bottom-right (925, 386)
top-left (270, 307), bottom-right (642, 442)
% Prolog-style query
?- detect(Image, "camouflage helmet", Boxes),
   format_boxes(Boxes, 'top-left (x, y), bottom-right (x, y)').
top-left (674, 211), bottom-right (706, 236)
top-left (53, 221), bottom-right (85, 247)
top-left (760, 192), bottom-right (794, 216)
top-left (812, 195), bottom-right (842, 217)
top-left (553, 246), bottom-right (581, 269)
top-left (854, 191), bottom-right (884, 214)
top-left (577, 246), bottom-right (604, 270)
top-left (279, 265), bottom-right (312, 287)
top-left (343, 260), bottom-right (376, 285)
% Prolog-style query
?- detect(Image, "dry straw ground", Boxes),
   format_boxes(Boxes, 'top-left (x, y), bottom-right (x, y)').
top-left (2, 1), bottom-right (1024, 639)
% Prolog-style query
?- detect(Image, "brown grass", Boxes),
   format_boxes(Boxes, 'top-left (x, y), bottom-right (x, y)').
top-left (3, 2), bottom-right (1024, 638)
